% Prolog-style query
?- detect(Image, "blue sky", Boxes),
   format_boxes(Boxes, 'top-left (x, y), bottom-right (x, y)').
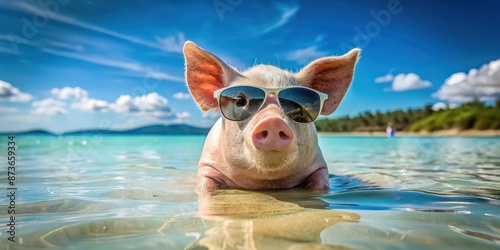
top-left (0, 0), bottom-right (499, 133)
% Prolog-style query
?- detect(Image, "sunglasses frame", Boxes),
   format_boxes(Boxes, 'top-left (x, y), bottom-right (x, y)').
top-left (213, 85), bottom-right (328, 123)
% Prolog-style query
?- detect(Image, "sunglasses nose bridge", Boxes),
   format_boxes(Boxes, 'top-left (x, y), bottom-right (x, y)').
top-left (258, 92), bottom-right (290, 119)
top-left (262, 92), bottom-right (280, 107)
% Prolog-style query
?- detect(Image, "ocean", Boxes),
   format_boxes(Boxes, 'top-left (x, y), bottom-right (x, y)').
top-left (0, 135), bottom-right (499, 249)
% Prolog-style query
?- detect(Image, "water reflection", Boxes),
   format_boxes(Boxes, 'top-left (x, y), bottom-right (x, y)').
top-left (190, 190), bottom-right (359, 249)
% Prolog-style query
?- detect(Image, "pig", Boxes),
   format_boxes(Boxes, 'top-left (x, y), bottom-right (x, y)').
top-left (183, 41), bottom-right (360, 192)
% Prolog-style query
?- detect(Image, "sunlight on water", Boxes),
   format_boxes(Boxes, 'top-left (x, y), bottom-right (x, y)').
top-left (0, 135), bottom-right (498, 249)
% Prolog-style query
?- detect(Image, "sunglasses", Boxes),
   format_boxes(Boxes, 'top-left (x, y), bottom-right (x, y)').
top-left (213, 85), bottom-right (328, 123)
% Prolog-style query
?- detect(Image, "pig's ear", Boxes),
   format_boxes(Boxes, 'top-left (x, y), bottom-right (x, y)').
top-left (183, 41), bottom-right (240, 111)
top-left (295, 48), bottom-right (360, 115)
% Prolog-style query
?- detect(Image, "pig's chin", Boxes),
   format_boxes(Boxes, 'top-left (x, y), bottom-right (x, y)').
top-left (251, 149), bottom-right (300, 178)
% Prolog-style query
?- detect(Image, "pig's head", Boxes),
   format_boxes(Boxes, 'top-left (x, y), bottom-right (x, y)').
top-left (184, 41), bottom-right (359, 182)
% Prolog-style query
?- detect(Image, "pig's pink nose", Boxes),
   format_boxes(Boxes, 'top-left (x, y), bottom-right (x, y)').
top-left (252, 117), bottom-right (295, 151)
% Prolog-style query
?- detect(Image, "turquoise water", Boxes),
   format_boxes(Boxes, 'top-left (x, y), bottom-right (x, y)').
top-left (0, 135), bottom-right (499, 249)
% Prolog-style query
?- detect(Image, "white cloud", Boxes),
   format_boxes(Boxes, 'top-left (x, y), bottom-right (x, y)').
top-left (45, 85), bottom-right (177, 118)
top-left (262, 4), bottom-right (300, 34)
top-left (31, 98), bottom-right (67, 116)
top-left (51, 87), bottom-right (89, 100)
top-left (284, 46), bottom-right (328, 64)
top-left (43, 48), bottom-right (143, 72)
top-left (43, 48), bottom-right (184, 82)
top-left (384, 73), bottom-right (432, 91)
top-left (72, 98), bottom-right (111, 112)
top-left (176, 111), bottom-right (190, 119)
top-left (113, 95), bottom-right (139, 112)
top-left (432, 102), bottom-right (448, 111)
top-left (375, 73), bottom-right (394, 83)
top-left (32, 98), bottom-right (65, 108)
top-left (45, 39), bottom-right (84, 51)
top-left (173, 92), bottom-right (191, 99)
top-left (156, 33), bottom-right (185, 53)
top-left (113, 92), bottom-right (174, 119)
top-left (49, 86), bottom-right (111, 112)
top-left (433, 59), bottom-right (500, 102)
top-left (172, 111), bottom-right (190, 123)
top-left (0, 80), bottom-right (32, 102)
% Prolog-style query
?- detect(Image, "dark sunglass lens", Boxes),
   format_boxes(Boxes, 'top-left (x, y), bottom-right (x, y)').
top-left (219, 86), bottom-right (265, 121)
top-left (279, 88), bottom-right (321, 123)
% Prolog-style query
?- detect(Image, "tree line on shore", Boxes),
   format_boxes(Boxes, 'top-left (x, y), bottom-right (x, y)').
top-left (315, 98), bottom-right (500, 132)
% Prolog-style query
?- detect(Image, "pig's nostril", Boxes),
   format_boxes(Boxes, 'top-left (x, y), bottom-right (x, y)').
top-left (279, 131), bottom-right (290, 140)
top-left (256, 130), bottom-right (268, 140)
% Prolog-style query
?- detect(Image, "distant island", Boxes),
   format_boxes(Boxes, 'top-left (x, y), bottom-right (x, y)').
top-left (0, 124), bottom-right (211, 136)
top-left (315, 99), bottom-right (500, 135)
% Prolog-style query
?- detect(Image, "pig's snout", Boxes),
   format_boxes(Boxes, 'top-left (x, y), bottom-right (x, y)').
top-left (251, 116), bottom-right (295, 151)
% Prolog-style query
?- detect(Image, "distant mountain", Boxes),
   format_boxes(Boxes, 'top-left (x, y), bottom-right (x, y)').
top-left (0, 129), bottom-right (56, 136)
top-left (62, 124), bottom-right (210, 135)
top-left (61, 129), bottom-right (120, 135)
top-left (121, 124), bottom-right (210, 134)
top-left (0, 124), bottom-right (211, 136)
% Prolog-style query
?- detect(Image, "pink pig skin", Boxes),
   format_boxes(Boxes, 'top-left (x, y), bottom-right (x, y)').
top-left (183, 41), bottom-right (360, 193)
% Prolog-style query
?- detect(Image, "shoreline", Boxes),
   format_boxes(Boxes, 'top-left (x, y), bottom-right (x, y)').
top-left (318, 129), bottom-right (500, 137)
